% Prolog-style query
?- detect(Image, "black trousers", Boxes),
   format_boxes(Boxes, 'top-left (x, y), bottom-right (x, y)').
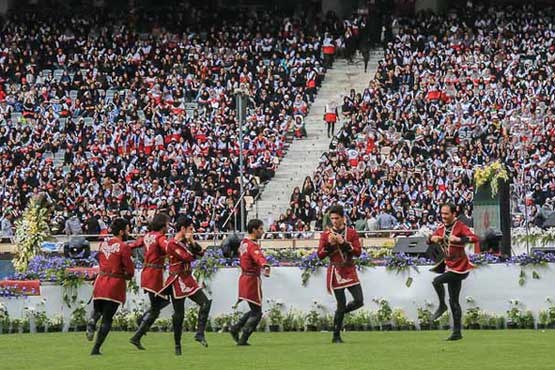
top-left (132, 291), bottom-right (171, 340)
top-left (327, 122), bottom-right (335, 137)
top-left (333, 284), bottom-right (364, 337)
top-left (90, 299), bottom-right (119, 353)
top-left (232, 302), bottom-right (262, 343)
top-left (432, 272), bottom-right (468, 332)
top-left (169, 288), bottom-right (211, 347)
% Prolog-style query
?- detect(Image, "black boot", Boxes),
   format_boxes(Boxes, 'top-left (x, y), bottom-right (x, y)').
top-left (332, 309), bottom-right (345, 344)
top-left (431, 304), bottom-right (448, 322)
top-left (175, 345), bottom-right (182, 356)
top-left (238, 312), bottom-right (261, 346)
top-left (86, 320), bottom-right (96, 342)
top-left (432, 281), bottom-right (447, 322)
top-left (172, 313), bottom-right (183, 353)
top-left (91, 323), bottom-right (110, 356)
top-left (230, 311), bottom-right (250, 344)
top-left (130, 311), bottom-right (157, 350)
top-left (194, 300), bottom-right (212, 347)
top-left (447, 302), bottom-right (463, 341)
top-left (86, 311), bottom-right (101, 342)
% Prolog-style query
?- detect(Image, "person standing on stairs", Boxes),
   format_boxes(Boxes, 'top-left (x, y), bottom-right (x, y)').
top-left (324, 102), bottom-right (338, 138)
top-left (160, 215), bottom-right (212, 354)
top-left (318, 205), bottom-right (364, 343)
top-left (230, 219), bottom-right (271, 346)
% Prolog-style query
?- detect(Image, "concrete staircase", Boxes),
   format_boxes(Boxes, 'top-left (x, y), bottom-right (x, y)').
top-left (250, 49), bottom-right (384, 226)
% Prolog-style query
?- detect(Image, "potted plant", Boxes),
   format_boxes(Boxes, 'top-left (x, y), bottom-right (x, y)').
top-left (212, 314), bottom-right (229, 333)
top-left (152, 317), bottom-right (171, 332)
top-left (320, 313), bottom-right (333, 332)
top-left (369, 312), bottom-right (380, 331)
top-left (184, 307), bottom-right (199, 332)
top-left (507, 300), bottom-right (523, 329)
top-left (257, 316), bottom-right (267, 332)
top-left (495, 315), bottom-right (506, 330)
top-left (267, 299), bottom-right (284, 332)
top-left (392, 309), bottom-right (410, 331)
top-left (343, 313), bottom-right (356, 331)
top-left (522, 310), bottom-right (535, 329)
top-left (112, 309), bottom-right (129, 331)
top-left (70, 303), bottom-right (88, 331)
top-left (355, 310), bottom-right (371, 331)
top-left (48, 314), bottom-right (64, 332)
top-left (282, 310), bottom-right (299, 332)
top-left (463, 307), bottom-right (481, 330)
top-left (374, 298), bottom-right (393, 331)
top-left (304, 309), bottom-right (320, 332)
top-left (544, 298), bottom-right (555, 329)
top-left (478, 311), bottom-right (492, 330)
top-left (417, 306), bottom-right (433, 330)
top-left (538, 310), bottom-right (549, 330)
top-left (438, 312), bottom-right (451, 330)
top-left (21, 317), bottom-right (31, 333)
top-left (11, 318), bottom-right (21, 334)
top-left (0, 304), bottom-right (9, 335)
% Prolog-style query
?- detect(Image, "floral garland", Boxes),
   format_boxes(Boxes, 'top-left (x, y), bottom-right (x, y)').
top-left (13, 195), bottom-right (51, 272)
top-left (473, 161), bottom-right (509, 197)
top-left (512, 227), bottom-right (555, 247)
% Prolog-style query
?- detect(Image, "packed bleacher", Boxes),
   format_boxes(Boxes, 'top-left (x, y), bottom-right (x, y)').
top-left (0, 3), bottom-right (362, 237)
top-left (272, 3), bottom-right (555, 234)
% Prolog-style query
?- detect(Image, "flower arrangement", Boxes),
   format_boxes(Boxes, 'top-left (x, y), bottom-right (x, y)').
top-left (13, 195), bottom-right (52, 272)
top-left (384, 253), bottom-right (430, 287)
top-left (469, 253), bottom-right (501, 266)
top-left (298, 251), bottom-right (327, 286)
top-left (473, 161), bottom-right (509, 197)
top-left (511, 251), bottom-right (555, 286)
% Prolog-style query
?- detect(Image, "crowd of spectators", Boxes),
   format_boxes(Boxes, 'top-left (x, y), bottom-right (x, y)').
top-left (0, 3), bottom-right (371, 238)
top-left (273, 3), bottom-right (555, 235)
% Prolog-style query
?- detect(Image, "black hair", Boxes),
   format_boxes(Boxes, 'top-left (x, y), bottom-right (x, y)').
top-left (175, 215), bottom-right (193, 231)
top-left (327, 205), bottom-right (345, 217)
top-left (247, 219), bottom-right (264, 234)
top-left (111, 218), bottom-right (130, 237)
top-left (440, 203), bottom-right (457, 214)
top-left (150, 213), bottom-right (170, 232)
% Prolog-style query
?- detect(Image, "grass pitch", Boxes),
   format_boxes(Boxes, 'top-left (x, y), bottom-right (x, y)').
top-left (0, 330), bottom-right (552, 370)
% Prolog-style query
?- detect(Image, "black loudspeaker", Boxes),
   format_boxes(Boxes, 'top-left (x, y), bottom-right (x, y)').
top-left (63, 236), bottom-right (91, 259)
top-left (221, 233), bottom-right (243, 258)
top-left (393, 236), bottom-right (438, 259)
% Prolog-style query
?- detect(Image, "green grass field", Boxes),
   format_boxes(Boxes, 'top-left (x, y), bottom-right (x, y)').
top-left (1, 330), bottom-right (553, 370)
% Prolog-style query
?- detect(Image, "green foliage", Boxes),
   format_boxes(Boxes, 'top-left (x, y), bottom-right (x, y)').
top-left (13, 196), bottom-right (51, 272)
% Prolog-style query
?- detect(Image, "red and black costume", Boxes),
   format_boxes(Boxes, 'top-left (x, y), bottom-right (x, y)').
top-left (88, 237), bottom-right (134, 354)
top-left (230, 238), bottom-right (269, 345)
top-left (428, 220), bottom-right (478, 339)
top-left (318, 227), bottom-right (364, 342)
top-left (130, 231), bottom-right (171, 349)
top-left (161, 238), bottom-right (212, 350)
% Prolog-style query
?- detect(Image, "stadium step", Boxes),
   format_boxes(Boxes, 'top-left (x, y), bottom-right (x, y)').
top-left (249, 50), bottom-right (384, 226)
